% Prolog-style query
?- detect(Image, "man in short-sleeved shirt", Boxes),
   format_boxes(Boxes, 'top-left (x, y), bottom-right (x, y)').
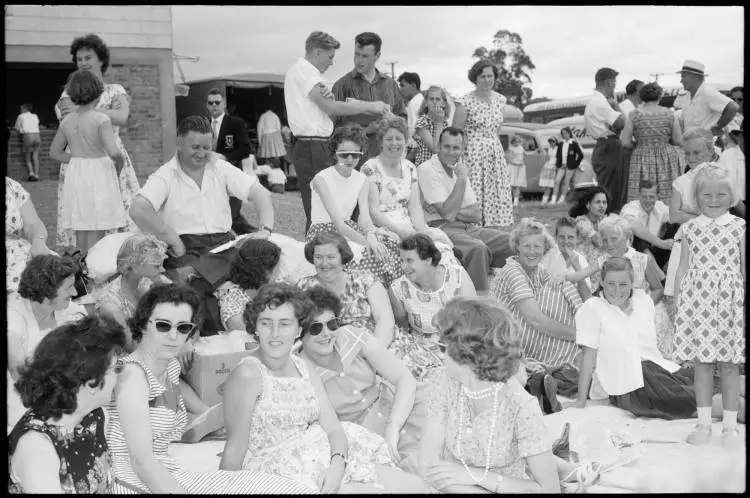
top-left (584, 67), bottom-right (627, 212)
top-left (621, 180), bottom-right (675, 268)
top-left (677, 59), bottom-right (739, 136)
top-left (417, 127), bottom-right (512, 293)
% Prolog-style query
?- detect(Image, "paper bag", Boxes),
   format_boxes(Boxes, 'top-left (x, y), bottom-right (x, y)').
top-left (185, 338), bottom-right (257, 407)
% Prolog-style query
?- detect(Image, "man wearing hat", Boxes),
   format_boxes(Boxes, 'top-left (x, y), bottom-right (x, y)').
top-left (678, 59), bottom-right (739, 137)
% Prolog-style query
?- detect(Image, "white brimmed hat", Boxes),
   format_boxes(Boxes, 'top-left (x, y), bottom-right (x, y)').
top-left (676, 60), bottom-right (708, 76)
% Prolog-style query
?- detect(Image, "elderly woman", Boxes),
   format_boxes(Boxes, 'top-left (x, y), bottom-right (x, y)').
top-left (569, 185), bottom-right (611, 290)
top-left (623, 82), bottom-right (685, 203)
top-left (216, 239), bottom-right (282, 332)
top-left (220, 283), bottom-right (427, 493)
top-left (297, 286), bottom-right (423, 472)
top-left (413, 85), bottom-right (453, 167)
top-left (452, 59), bottom-right (513, 227)
top-left (389, 234), bottom-right (476, 383)
top-left (94, 233), bottom-right (170, 348)
top-left (490, 218), bottom-right (583, 408)
top-left (298, 231), bottom-right (397, 346)
top-left (419, 297), bottom-right (600, 494)
top-left (54, 33), bottom-right (139, 248)
top-left (573, 257), bottom-right (741, 421)
top-left (7, 255), bottom-right (86, 432)
top-left (9, 315), bottom-right (127, 493)
top-left (107, 284), bottom-right (308, 494)
top-left (6, 176), bottom-right (51, 292)
top-left (308, 123), bottom-right (403, 287)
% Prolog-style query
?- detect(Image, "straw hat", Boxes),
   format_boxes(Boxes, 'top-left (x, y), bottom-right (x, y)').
top-left (676, 60), bottom-right (708, 77)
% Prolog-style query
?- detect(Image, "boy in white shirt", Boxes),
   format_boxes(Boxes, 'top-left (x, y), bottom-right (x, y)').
top-left (267, 161), bottom-right (288, 194)
top-left (14, 103), bottom-right (41, 181)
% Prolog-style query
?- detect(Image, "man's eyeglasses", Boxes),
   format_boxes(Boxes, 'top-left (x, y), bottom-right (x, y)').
top-left (207, 101), bottom-right (223, 106)
top-left (149, 319), bottom-right (197, 335)
top-left (307, 318), bottom-right (341, 336)
top-left (335, 152), bottom-right (363, 160)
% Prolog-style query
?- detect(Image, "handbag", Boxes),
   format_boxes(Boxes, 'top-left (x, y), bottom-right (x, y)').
top-left (60, 247), bottom-right (93, 298)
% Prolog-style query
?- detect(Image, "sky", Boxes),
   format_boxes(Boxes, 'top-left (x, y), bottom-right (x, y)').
top-left (171, 5), bottom-right (744, 100)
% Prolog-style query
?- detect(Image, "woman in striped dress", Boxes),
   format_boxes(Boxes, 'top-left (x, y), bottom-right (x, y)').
top-left (490, 219), bottom-right (584, 412)
top-left (106, 284), bottom-right (312, 494)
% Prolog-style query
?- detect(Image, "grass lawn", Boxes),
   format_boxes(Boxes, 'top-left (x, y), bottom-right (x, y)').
top-left (22, 178), bottom-right (570, 252)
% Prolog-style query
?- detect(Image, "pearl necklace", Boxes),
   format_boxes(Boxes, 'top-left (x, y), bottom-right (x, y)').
top-left (455, 383), bottom-right (501, 483)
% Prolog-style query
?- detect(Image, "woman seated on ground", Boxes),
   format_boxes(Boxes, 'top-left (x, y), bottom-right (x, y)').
top-left (220, 283), bottom-right (428, 493)
top-left (490, 218), bottom-right (583, 411)
top-left (107, 284), bottom-right (309, 494)
top-left (6, 176), bottom-right (52, 292)
top-left (389, 234), bottom-right (476, 383)
top-left (298, 231), bottom-right (397, 346)
top-left (9, 315), bottom-right (127, 493)
top-left (569, 185), bottom-right (612, 290)
top-left (216, 239), bottom-right (282, 332)
top-left (7, 254), bottom-right (86, 432)
top-left (419, 297), bottom-right (601, 494)
top-left (308, 123), bottom-right (403, 287)
top-left (297, 286), bottom-right (424, 473)
top-left (94, 233), bottom-right (170, 350)
top-left (574, 257), bottom-right (745, 421)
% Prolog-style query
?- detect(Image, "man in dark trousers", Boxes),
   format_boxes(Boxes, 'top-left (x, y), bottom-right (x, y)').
top-left (206, 87), bottom-right (255, 234)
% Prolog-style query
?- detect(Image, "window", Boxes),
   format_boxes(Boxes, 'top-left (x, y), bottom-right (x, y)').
top-left (499, 134), bottom-right (509, 151)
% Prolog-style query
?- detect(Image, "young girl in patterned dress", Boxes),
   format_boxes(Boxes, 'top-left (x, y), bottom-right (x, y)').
top-left (674, 165), bottom-right (745, 446)
top-left (508, 136), bottom-right (527, 206)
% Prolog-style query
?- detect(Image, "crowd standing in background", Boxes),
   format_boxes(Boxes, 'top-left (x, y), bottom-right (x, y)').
top-left (5, 24), bottom-right (746, 494)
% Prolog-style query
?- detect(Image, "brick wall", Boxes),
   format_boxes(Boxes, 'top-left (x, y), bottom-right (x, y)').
top-left (6, 63), bottom-right (163, 183)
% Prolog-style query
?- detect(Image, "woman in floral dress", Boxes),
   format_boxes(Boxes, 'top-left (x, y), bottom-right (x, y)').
top-left (452, 59), bottom-right (514, 228)
top-left (55, 34), bottom-right (139, 248)
top-left (623, 82), bottom-right (685, 203)
top-left (220, 283), bottom-right (427, 493)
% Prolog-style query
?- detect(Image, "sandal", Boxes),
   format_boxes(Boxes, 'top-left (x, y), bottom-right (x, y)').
top-left (552, 422), bottom-right (579, 462)
top-left (561, 461), bottom-right (602, 493)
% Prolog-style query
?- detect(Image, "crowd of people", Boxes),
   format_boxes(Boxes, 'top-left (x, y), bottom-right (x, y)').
top-left (5, 29), bottom-right (746, 494)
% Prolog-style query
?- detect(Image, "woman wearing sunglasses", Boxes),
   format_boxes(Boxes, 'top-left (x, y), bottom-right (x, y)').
top-left (106, 284), bottom-right (311, 494)
top-left (297, 286), bottom-right (425, 473)
top-left (220, 283), bottom-right (426, 493)
top-left (9, 315), bottom-right (127, 493)
top-left (307, 123), bottom-right (403, 287)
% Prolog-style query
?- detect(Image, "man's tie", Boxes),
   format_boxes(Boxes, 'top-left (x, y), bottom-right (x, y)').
top-left (212, 119), bottom-right (219, 151)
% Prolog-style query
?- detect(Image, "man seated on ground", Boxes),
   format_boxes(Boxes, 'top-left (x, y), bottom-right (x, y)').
top-left (620, 179), bottom-right (676, 269)
top-left (129, 115), bottom-right (275, 333)
top-left (417, 126), bottom-right (513, 295)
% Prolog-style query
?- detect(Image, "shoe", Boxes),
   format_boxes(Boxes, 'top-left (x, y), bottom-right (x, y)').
top-left (542, 374), bottom-right (562, 413)
top-left (722, 426), bottom-right (741, 447)
top-left (26, 175), bottom-right (35, 182)
top-left (552, 422), bottom-right (579, 462)
top-left (686, 424), bottom-right (712, 445)
top-left (540, 195), bottom-right (550, 205)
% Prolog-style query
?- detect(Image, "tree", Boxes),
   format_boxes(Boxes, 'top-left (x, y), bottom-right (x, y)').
top-left (473, 30), bottom-right (536, 109)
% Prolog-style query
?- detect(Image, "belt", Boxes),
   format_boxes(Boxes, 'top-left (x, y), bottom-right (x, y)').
top-left (296, 136), bottom-right (330, 141)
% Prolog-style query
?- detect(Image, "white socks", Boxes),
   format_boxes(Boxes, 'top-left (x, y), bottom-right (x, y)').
top-left (723, 410), bottom-right (738, 430)
top-left (697, 406), bottom-right (712, 426)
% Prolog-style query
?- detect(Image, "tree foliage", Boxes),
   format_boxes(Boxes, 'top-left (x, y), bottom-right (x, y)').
top-left (473, 29), bottom-right (536, 109)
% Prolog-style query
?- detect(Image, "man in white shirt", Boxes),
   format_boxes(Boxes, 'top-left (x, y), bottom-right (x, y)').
top-left (620, 179), bottom-right (675, 269)
top-left (677, 60), bottom-right (739, 137)
top-left (14, 103), bottom-right (41, 181)
top-left (284, 30), bottom-right (390, 231)
top-left (417, 127), bottom-right (512, 294)
top-left (397, 71), bottom-right (424, 159)
top-left (584, 67), bottom-right (627, 212)
top-left (619, 79), bottom-right (644, 120)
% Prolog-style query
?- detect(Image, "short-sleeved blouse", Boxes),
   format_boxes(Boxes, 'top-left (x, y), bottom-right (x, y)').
top-left (426, 368), bottom-right (549, 480)
top-left (360, 157), bottom-right (418, 225)
top-left (8, 408), bottom-right (112, 494)
top-left (297, 270), bottom-right (378, 332)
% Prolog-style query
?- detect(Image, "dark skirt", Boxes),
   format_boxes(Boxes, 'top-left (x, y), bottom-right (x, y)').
top-left (609, 360), bottom-right (695, 420)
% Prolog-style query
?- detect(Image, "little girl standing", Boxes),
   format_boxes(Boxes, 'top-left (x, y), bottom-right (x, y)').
top-left (50, 70), bottom-right (125, 252)
top-left (674, 165), bottom-right (745, 446)
top-left (539, 137), bottom-right (559, 205)
top-left (507, 136), bottom-right (527, 206)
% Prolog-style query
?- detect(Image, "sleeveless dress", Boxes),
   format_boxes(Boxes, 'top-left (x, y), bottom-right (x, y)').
top-left (361, 157), bottom-right (419, 235)
top-left (105, 355), bottom-right (310, 494)
top-left (673, 214), bottom-right (745, 364)
top-left (307, 166), bottom-right (403, 287)
top-left (8, 408), bottom-right (112, 493)
top-left (56, 84), bottom-right (139, 248)
top-left (6, 178), bottom-right (32, 292)
top-left (455, 92), bottom-right (514, 227)
top-left (626, 108), bottom-right (685, 203)
top-left (240, 355), bottom-right (394, 491)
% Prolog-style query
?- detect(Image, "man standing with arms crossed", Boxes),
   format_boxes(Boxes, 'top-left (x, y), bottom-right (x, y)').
top-left (285, 31), bottom-right (390, 232)
top-left (584, 67), bottom-right (627, 212)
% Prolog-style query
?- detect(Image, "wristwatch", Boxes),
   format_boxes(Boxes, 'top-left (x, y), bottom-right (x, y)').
top-left (259, 224), bottom-right (273, 234)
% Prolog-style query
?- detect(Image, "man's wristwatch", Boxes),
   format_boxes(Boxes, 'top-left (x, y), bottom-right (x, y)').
top-left (260, 224), bottom-right (273, 234)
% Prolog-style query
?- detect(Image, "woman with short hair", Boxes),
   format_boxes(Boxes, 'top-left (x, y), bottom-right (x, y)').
top-left (569, 185), bottom-right (611, 289)
top-left (413, 85), bottom-right (453, 167)
top-left (8, 315), bottom-right (127, 493)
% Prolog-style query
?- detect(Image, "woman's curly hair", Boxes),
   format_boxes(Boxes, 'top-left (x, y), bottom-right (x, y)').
top-left (228, 239), bottom-right (282, 290)
top-left (127, 284), bottom-right (202, 343)
top-left (15, 314), bottom-right (127, 420)
top-left (468, 59), bottom-right (499, 85)
top-left (508, 218), bottom-right (555, 255)
top-left (374, 115), bottom-right (408, 143)
top-left (328, 123), bottom-right (367, 159)
top-left (399, 233), bottom-right (442, 266)
top-left (243, 282), bottom-right (314, 337)
top-left (70, 33), bottom-right (111, 74)
top-left (435, 297), bottom-right (522, 383)
top-left (18, 254), bottom-right (78, 304)
top-left (568, 185), bottom-right (611, 218)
